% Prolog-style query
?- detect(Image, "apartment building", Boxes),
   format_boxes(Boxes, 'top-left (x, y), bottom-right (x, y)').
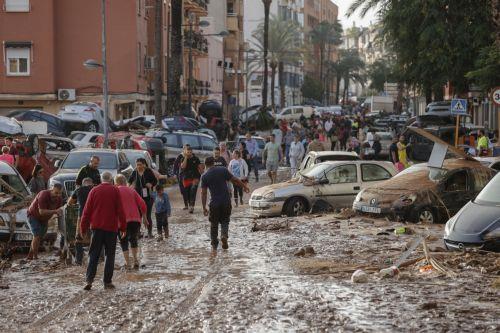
top-left (0, 0), bottom-right (158, 119)
top-left (244, 0), bottom-right (304, 108)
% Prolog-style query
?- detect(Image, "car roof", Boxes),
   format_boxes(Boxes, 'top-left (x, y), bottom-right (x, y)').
top-left (37, 135), bottom-right (74, 143)
top-left (316, 160), bottom-right (391, 167)
top-left (71, 148), bottom-right (118, 154)
top-left (0, 161), bottom-right (17, 175)
top-left (308, 151), bottom-right (359, 158)
top-left (238, 135), bottom-right (265, 140)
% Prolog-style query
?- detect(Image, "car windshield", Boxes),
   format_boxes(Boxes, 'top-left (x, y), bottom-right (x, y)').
top-left (123, 151), bottom-right (149, 166)
top-left (394, 164), bottom-right (448, 182)
top-left (1, 174), bottom-right (29, 201)
top-left (318, 155), bottom-right (358, 162)
top-left (300, 163), bottom-right (332, 180)
top-left (474, 174), bottom-right (500, 205)
top-left (62, 152), bottom-right (117, 169)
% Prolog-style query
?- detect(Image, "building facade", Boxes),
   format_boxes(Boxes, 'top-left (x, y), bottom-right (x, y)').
top-left (0, 0), bottom-right (159, 119)
top-left (244, 0), bottom-right (304, 109)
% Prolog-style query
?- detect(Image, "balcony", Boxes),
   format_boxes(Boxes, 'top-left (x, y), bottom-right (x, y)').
top-left (184, 0), bottom-right (209, 15)
top-left (227, 14), bottom-right (239, 32)
top-left (182, 80), bottom-right (211, 97)
top-left (184, 30), bottom-right (208, 55)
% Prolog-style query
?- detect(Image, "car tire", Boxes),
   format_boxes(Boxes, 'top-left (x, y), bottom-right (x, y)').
top-left (85, 121), bottom-right (99, 132)
top-left (284, 197), bottom-right (308, 217)
top-left (415, 207), bottom-right (437, 224)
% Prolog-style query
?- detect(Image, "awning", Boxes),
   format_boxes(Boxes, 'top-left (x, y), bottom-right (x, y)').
top-left (4, 41), bottom-right (32, 48)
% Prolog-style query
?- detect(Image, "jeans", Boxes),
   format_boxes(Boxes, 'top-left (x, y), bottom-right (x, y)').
top-left (178, 176), bottom-right (188, 207)
top-left (75, 243), bottom-right (84, 265)
top-left (285, 144), bottom-right (291, 165)
top-left (233, 185), bottom-right (243, 202)
top-left (86, 229), bottom-right (118, 284)
top-left (290, 156), bottom-right (300, 176)
top-left (249, 156), bottom-right (260, 180)
top-left (155, 212), bottom-right (169, 234)
top-left (209, 203), bottom-right (232, 248)
top-left (185, 183), bottom-right (199, 207)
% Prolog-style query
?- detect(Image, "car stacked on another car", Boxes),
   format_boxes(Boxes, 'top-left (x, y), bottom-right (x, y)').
top-left (7, 109), bottom-right (68, 137)
top-left (58, 102), bottom-right (106, 133)
top-left (69, 131), bottom-right (102, 148)
top-left (250, 160), bottom-right (397, 217)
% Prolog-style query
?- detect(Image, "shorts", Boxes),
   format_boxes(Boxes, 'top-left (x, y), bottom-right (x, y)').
top-left (266, 161), bottom-right (279, 173)
top-left (28, 217), bottom-right (48, 237)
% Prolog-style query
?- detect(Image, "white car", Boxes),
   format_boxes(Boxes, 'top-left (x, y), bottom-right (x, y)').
top-left (275, 106), bottom-right (314, 122)
top-left (69, 131), bottom-right (102, 148)
top-left (475, 157), bottom-right (500, 171)
top-left (59, 102), bottom-right (106, 133)
top-left (114, 115), bottom-right (156, 126)
top-left (250, 160), bottom-right (397, 217)
top-left (298, 151), bottom-right (360, 173)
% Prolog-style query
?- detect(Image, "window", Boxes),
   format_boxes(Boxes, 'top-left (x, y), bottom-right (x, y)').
top-left (294, 108), bottom-right (304, 114)
top-left (361, 164), bottom-right (392, 182)
top-left (69, 133), bottom-right (85, 141)
top-left (201, 137), bottom-right (217, 151)
top-left (5, 46), bottom-right (30, 76)
top-left (491, 163), bottom-right (500, 172)
top-left (444, 171), bottom-right (467, 192)
top-left (326, 165), bottom-right (358, 184)
top-left (181, 135), bottom-right (201, 150)
top-left (281, 109), bottom-right (292, 115)
top-left (163, 133), bottom-right (179, 148)
top-left (5, 0), bottom-right (29, 12)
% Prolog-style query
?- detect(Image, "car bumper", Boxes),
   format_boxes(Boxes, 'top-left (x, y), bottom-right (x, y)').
top-left (249, 199), bottom-right (283, 217)
top-left (443, 238), bottom-right (484, 251)
top-left (353, 201), bottom-right (390, 215)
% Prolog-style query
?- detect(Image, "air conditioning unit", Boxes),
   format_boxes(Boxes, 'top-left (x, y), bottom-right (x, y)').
top-left (145, 56), bottom-right (156, 70)
top-left (58, 89), bottom-right (76, 101)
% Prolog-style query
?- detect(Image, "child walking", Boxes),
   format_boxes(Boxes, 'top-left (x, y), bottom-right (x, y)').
top-left (228, 150), bottom-right (249, 207)
top-left (153, 184), bottom-right (171, 240)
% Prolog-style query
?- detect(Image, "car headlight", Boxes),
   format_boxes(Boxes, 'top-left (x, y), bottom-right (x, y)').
top-left (263, 192), bottom-right (275, 200)
top-left (0, 215), bottom-right (5, 227)
top-left (355, 190), bottom-right (364, 202)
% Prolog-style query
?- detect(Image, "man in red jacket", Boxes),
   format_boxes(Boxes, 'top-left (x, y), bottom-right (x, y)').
top-left (81, 171), bottom-right (126, 290)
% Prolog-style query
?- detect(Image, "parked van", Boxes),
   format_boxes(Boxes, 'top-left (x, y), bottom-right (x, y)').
top-left (275, 106), bottom-right (314, 122)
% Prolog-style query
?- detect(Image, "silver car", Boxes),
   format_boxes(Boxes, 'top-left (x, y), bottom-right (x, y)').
top-left (59, 102), bottom-right (106, 133)
top-left (250, 160), bottom-right (397, 217)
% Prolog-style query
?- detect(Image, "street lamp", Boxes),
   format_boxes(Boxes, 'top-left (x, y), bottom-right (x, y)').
top-left (83, 0), bottom-right (109, 147)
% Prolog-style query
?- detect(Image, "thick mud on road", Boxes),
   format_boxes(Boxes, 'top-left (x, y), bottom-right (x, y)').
top-left (1, 176), bottom-right (499, 332)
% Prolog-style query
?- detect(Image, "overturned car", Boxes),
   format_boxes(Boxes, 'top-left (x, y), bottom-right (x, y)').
top-left (353, 159), bottom-right (494, 223)
top-left (0, 161), bottom-right (57, 249)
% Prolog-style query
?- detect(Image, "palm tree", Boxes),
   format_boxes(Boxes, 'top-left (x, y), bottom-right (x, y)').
top-left (261, 0), bottom-right (272, 110)
top-left (309, 20), bottom-right (343, 103)
top-left (167, 0), bottom-right (183, 115)
top-left (252, 16), bottom-right (302, 110)
top-left (340, 50), bottom-right (366, 105)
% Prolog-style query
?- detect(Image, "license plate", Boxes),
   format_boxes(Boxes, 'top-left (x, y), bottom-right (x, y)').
top-left (16, 233), bottom-right (33, 241)
top-left (360, 205), bottom-right (381, 214)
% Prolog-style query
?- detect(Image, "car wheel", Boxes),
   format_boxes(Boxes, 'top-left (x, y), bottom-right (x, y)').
top-left (85, 121), bottom-right (99, 132)
top-left (285, 197), bottom-right (307, 217)
top-left (416, 207), bottom-right (436, 224)
top-left (167, 159), bottom-right (175, 177)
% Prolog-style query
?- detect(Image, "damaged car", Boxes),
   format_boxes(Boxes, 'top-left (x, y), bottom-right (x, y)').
top-left (353, 159), bottom-right (495, 223)
top-left (444, 172), bottom-right (500, 252)
top-left (0, 161), bottom-right (57, 249)
top-left (250, 160), bottom-right (397, 217)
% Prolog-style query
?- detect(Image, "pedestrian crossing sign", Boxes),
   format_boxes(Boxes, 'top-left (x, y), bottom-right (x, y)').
top-left (451, 99), bottom-right (468, 115)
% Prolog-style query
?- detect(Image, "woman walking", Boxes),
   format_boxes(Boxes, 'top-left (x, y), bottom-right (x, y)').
top-left (228, 150), bottom-right (249, 207)
top-left (180, 146), bottom-right (202, 213)
top-left (128, 158), bottom-right (157, 238)
top-left (116, 174), bottom-right (146, 269)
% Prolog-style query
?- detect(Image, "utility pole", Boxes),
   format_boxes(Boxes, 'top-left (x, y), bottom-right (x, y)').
top-left (187, 15), bottom-right (194, 115)
top-left (154, 0), bottom-right (163, 127)
top-left (101, 0), bottom-right (109, 148)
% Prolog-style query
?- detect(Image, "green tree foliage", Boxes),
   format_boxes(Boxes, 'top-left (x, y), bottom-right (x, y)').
top-left (327, 50), bottom-right (366, 104)
top-left (367, 59), bottom-right (394, 93)
top-left (466, 45), bottom-right (500, 91)
top-left (301, 75), bottom-right (323, 102)
top-left (348, 0), bottom-right (496, 100)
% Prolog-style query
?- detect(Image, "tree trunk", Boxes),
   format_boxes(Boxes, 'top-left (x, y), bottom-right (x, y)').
top-left (343, 73), bottom-right (349, 106)
top-left (396, 81), bottom-right (404, 113)
top-left (154, 0), bottom-right (163, 126)
top-left (278, 61), bottom-right (285, 108)
top-left (270, 63), bottom-right (277, 111)
top-left (167, 0), bottom-right (182, 115)
top-left (262, 1), bottom-right (271, 110)
top-left (335, 73), bottom-right (342, 105)
top-left (324, 43), bottom-right (331, 105)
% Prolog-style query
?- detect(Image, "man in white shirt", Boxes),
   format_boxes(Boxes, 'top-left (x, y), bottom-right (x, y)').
top-left (324, 117), bottom-right (333, 134)
top-left (289, 135), bottom-right (305, 177)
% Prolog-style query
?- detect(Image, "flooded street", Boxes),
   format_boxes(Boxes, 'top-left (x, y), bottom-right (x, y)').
top-left (1, 175), bottom-right (499, 332)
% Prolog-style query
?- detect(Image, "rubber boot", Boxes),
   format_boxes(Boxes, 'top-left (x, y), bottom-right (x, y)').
top-left (131, 247), bottom-right (140, 270)
top-left (164, 225), bottom-right (169, 238)
top-left (123, 250), bottom-right (131, 270)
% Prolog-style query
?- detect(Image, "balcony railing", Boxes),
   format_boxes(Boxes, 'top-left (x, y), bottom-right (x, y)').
top-left (184, 30), bottom-right (208, 54)
top-left (183, 80), bottom-right (211, 97)
top-left (185, 0), bottom-right (209, 12)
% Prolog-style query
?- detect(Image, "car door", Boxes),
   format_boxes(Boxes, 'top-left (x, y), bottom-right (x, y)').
top-left (360, 163), bottom-right (393, 189)
top-left (298, 154), bottom-right (311, 172)
top-left (293, 108), bottom-right (303, 121)
top-left (439, 169), bottom-right (472, 216)
top-left (180, 134), bottom-right (204, 158)
top-left (201, 136), bottom-right (217, 154)
top-left (313, 164), bottom-right (360, 208)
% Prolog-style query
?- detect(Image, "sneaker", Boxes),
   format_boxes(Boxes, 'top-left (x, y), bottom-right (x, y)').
top-left (221, 238), bottom-right (229, 250)
top-left (84, 283), bottom-right (92, 291)
top-left (104, 283), bottom-right (115, 290)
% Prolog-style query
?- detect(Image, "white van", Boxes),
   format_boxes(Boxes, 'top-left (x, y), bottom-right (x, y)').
top-left (275, 106), bottom-right (314, 122)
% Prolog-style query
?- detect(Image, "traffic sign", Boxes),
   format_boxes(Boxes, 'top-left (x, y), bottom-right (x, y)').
top-left (492, 87), bottom-right (500, 106)
top-left (451, 99), bottom-right (468, 115)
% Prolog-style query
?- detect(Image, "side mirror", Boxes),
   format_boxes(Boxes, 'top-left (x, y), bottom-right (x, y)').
top-left (54, 160), bottom-right (61, 168)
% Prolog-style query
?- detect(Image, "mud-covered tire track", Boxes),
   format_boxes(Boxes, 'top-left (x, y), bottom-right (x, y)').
top-left (25, 270), bottom-right (127, 332)
top-left (151, 258), bottom-right (228, 333)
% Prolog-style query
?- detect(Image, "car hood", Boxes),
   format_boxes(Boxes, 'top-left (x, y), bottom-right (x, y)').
top-left (252, 180), bottom-right (306, 198)
top-left (450, 201), bottom-right (500, 236)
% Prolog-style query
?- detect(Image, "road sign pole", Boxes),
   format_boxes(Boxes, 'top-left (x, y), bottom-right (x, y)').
top-left (455, 115), bottom-right (460, 148)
